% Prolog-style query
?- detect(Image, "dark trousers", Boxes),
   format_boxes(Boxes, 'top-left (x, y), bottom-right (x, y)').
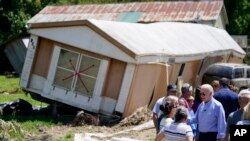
top-left (198, 132), bottom-right (217, 141)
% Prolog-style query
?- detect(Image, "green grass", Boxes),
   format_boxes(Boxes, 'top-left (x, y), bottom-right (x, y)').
top-left (0, 115), bottom-right (70, 141)
top-left (54, 130), bottom-right (74, 141)
top-left (0, 93), bottom-right (48, 106)
top-left (0, 75), bottom-right (47, 106)
top-left (0, 75), bottom-right (72, 140)
top-left (0, 75), bottom-right (20, 91)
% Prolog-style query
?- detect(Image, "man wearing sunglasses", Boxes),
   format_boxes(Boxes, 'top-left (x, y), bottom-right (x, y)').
top-left (188, 84), bottom-right (226, 141)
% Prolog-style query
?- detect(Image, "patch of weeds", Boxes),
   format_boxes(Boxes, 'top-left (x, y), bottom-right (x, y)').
top-left (0, 119), bottom-right (24, 141)
top-left (55, 130), bottom-right (73, 141)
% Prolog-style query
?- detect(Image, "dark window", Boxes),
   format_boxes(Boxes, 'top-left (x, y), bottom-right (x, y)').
top-left (178, 63), bottom-right (185, 76)
top-left (247, 69), bottom-right (250, 78)
top-left (204, 65), bottom-right (233, 79)
top-left (234, 68), bottom-right (244, 78)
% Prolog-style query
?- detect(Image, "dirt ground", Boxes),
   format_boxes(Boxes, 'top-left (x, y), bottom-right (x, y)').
top-left (25, 106), bottom-right (156, 141)
top-left (36, 124), bottom-right (156, 141)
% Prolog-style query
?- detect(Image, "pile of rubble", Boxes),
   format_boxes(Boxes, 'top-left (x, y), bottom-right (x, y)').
top-left (71, 111), bottom-right (100, 126)
top-left (118, 105), bottom-right (152, 127)
top-left (71, 105), bottom-right (153, 127)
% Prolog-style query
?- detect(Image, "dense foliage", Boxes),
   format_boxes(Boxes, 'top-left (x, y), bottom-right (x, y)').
top-left (224, 0), bottom-right (250, 37)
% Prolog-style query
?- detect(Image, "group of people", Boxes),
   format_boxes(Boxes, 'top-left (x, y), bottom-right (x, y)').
top-left (153, 77), bottom-right (250, 141)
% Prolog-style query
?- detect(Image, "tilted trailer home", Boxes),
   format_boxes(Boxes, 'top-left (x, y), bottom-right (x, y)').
top-left (20, 19), bottom-right (245, 117)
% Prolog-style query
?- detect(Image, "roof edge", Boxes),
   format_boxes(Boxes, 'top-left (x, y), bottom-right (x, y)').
top-left (135, 49), bottom-right (245, 64)
top-left (27, 20), bottom-right (136, 58)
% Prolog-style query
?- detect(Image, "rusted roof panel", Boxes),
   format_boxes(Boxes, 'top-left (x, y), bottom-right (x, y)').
top-left (28, 1), bottom-right (224, 24)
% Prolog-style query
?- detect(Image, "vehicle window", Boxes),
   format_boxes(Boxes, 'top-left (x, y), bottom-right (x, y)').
top-left (205, 65), bottom-right (233, 79)
top-left (247, 68), bottom-right (250, 78)
top-left (234, 68), bottom-right (244, 78)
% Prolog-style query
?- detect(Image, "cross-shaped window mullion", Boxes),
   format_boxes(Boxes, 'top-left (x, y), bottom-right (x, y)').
top-left (61, 57), bottom-right (95, 94)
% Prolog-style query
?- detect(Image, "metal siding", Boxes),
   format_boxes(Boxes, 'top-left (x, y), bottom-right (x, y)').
top-left (4, 44), bottom-right (25, 74)
top-left (4, 38), bottom-right (27, 74)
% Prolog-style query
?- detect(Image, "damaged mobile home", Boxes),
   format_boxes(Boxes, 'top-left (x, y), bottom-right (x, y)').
top-left (20, 2), bottom-right (245, 117)
top-left (21, 20), bottom-right (245, 117)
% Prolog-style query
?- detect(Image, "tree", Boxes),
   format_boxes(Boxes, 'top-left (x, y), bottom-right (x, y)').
top-left (224, 0), bottom-right (250, 37)
top-left (0, 0), bottom-right (152, 45)
top-left (0, 0), bottom-right (62, 44)
top-left (0, 0), bottom-right (249, 46)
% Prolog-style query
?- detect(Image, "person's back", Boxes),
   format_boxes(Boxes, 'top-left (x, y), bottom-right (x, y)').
top-left (214, 78), bottom-right (239, 119)
top-left (155, 106), bottom-right (193, 141)
top-left (162, 122), bottom-right (193, 141)
top-left (153, 84), bottom-right (177, 133)
top-left (158, 95), bottom-right (178, 130)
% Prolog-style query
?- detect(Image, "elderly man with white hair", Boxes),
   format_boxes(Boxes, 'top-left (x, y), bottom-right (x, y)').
top-left (224, 89), bottom-right (250, 141)
top-left (188, 84), bottom-right (226, 141)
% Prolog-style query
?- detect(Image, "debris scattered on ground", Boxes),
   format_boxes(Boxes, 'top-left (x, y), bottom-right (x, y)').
top-left (0, 119), bottom-right (23, 141)
top-left (0, 104), bottom-right (155, 141)
top-left (0, 98), bottom-right (33, 116)
top-left (73, 120), bottom-right (154, 141)
top-left (4, 71), bottom-right (19, 78)
top-left (71, 111), bottom-right (100, 126)
top-left (72, 106), bottom-right (154, 141)
top-left (118, 105), bottom-right (152, 127)
top-left (0, 88), bottom-right (20, 94)
top-left (111, 137), bottom-right (142, 141)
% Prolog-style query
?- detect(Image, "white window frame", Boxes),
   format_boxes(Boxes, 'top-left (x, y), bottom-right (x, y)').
top-left (45, 45), bottom-right (109, 111)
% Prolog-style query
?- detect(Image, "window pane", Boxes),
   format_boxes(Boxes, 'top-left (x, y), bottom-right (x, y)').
top-left (205, 65), bottom-right (233, 79)
top-left (247, 69), bottom-right (250, 78)
top-left (79, 55), bottom-right (100, 77)
top-left (53, 49), bottom-right (101, 96)
top-left (54, 68), bottom-right (74, 90)
top-left (57, 49), bottom-right (79, 70)
top-left (234, 68), bottom-right (244, 78)
top-left (75, 74), bottom-right (96, 96)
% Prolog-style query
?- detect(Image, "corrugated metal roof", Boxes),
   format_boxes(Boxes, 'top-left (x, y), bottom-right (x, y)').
top-left (28, 1), bottom-right (224, 24)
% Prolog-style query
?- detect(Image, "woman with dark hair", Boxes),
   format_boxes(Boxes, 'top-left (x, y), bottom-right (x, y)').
top-left (155, 106), bottom-right (193, 141)
top-left (158, 95), bottom-right (179, 130)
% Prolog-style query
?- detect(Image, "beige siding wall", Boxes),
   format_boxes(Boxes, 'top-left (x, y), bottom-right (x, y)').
top-left (181, 60), bottom-right (202, 86)
top-left (168, 64), bottom-right (182, 84)
top-left (32, 38), bottom-right (54, 78)
top-left (102, 59), bottom-right (126, 100)
top-left (123, 64), bottom-right (167, 117)
top-left (227, 55), bottom-right (244, 64)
